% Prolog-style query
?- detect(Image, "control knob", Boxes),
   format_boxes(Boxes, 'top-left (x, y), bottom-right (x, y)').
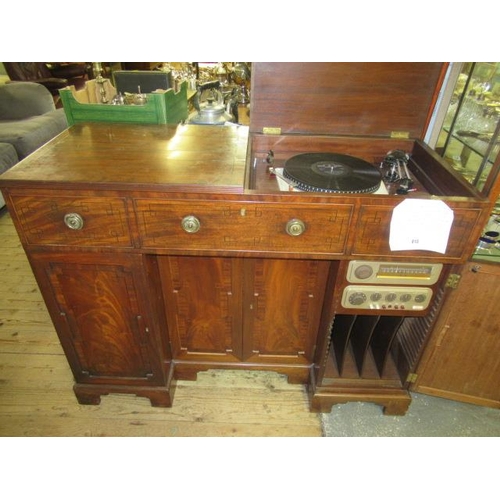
top-left (348, 292), bottom-right (367, 306)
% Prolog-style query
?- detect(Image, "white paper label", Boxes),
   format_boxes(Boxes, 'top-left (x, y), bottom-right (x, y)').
top-left (389, 199), bottom-right (454, 254)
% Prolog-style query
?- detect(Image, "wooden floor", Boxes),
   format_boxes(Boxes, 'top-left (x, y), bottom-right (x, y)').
top-left (0, 208), bottom-right (323, 437)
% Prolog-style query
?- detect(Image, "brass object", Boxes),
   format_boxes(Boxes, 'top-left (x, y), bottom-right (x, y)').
top-left (390, 131), bottom-right (410, 139)
top-left (286, 218), bottom-right (306, 236)
top-left (445, 273), bottom-right (461, 289)
top-left (263, 127), bottom-right (282, 135)
top-left (181, 215), bottom-right (201, 233)
top-left (92, 62), bottom-right (108, 104)
top-left (64, 213), bottom-right (84, 230)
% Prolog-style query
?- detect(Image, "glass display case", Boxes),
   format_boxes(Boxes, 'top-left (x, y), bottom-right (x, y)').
top-left (435, 63), bottom-right (500, 260)
top-left (437, 62), bottom-right (500, 194)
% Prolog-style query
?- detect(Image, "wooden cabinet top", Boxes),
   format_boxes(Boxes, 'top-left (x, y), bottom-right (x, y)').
top-left (0, 123), bottom-right (249, 193)
top-left (0, 120), bottom-right (492, 263)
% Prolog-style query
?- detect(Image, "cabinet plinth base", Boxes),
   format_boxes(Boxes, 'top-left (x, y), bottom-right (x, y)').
top-left (173, 360), bottom-right (311, 385)
top-left (309, 385), bottom-right (411, 416)
top-left (73, 383), bottom-right (175, 408)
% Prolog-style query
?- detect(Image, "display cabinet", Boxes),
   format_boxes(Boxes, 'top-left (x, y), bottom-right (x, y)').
top-left (438, 62), bottom-right (500, 196)
top-left (434, 62), bottom-right (500, 259)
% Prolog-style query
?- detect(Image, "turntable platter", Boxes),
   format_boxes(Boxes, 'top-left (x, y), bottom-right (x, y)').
top-left (283, 153), bottom-right (382, 193)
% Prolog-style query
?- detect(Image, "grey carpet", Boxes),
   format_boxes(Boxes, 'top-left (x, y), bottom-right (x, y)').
top-left (321, 392), bottom-right (500, 437)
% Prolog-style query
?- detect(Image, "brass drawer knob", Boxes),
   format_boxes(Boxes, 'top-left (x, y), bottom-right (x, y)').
top-left (181, 215), bottom-right (201, 233)
top-left (286, 218), bottom-right (306, 236)
top-left (64, 213), bottom-right (84, 230)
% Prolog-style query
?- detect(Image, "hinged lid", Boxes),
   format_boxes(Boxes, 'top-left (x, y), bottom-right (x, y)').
top-left (250, 62), bottom-right (447, 140)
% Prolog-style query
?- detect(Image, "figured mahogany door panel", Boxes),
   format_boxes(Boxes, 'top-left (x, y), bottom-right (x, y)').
top-left (414, 262), bottom-right (500, 407)
top-left (158, 256), bottom-right (243, 362)
top-left (30, 253), bottom-right (164, 385)
top-left (9, 195), bottom-right (133, 247)
top-left (243, 259), bottom-right (330, 364)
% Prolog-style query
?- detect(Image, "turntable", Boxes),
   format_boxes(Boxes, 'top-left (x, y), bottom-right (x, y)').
top-left (269, 152), bottom-right (386, 194)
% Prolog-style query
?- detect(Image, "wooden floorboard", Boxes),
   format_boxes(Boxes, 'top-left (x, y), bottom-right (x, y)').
top-left (0, 208), bottom-right (323, 437)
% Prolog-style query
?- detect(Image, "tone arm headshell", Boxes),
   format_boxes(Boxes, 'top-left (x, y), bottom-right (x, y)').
top-left (381, 150), bottom-right (415, 194)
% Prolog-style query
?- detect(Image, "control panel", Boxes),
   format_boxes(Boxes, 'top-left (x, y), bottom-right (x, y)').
top-left (347, 260), bottom-right (443, 285)
top-left (341, 285), bottom-right (433, 311)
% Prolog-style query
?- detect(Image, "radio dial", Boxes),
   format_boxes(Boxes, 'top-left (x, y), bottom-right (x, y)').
top-left (354, 264), bottom-right (374, 280)
top-left (385, 293), bottom-right (397, 302)
top-left (370, 292), bottom-right (382, 301)
top-left (414, 294), bottom-right (427, 303)
top-left (349, 292), bottom-right (367, 306)
top-left (400, 293), bottom-right (412, 302)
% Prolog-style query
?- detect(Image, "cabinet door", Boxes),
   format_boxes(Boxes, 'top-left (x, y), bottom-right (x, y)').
top-left (413, 262), bottom-right (500, 408)
top-left (159, 256), bottom-right (244, 362)
top-left (30, 252), bottom-right (165, 386)
top-left (159, 256), bottom-right (330, 369)
top-left (243, 259), bottom-right (330, 365)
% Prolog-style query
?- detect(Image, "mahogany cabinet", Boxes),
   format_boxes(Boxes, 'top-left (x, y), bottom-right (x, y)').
top-left (1, 63), bottom-right (498, 416)
top-left (412, 261), bottom-right (500, 409)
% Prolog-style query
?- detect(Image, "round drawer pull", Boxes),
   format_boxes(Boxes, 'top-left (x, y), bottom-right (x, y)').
top-left (181, 215), bottom-right (201, 233)
top-left (64, 213), bottom-right (84, 230)
top-left (286, 218), bottom-right (306, 236)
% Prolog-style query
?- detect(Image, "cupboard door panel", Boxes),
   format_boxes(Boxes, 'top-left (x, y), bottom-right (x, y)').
top-left (32, 253), bottom-right (163, 385)
top-left (159, 256), bottom-right (243, 361)
top-left (243, 259), bottom-right (330, 364)
top-left (414, 263), bottom-right (500, 407)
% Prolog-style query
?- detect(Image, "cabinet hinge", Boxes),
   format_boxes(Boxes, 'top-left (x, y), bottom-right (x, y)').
top-left (390, 131), bottom-right (410, 139)
top-left (262, 127), bottom-right (281, 135)
top-left (406, 372), bottom-right (418, 383)
top-left (446, 273), bottom-right (461, 289)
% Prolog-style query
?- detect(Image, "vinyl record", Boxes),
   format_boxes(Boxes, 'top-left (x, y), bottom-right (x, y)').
top-left (283, 152), bottom-right (382, 193)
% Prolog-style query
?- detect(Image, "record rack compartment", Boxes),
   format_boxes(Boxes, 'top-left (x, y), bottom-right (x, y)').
top-left (310, 286), bottom-right (449, 415)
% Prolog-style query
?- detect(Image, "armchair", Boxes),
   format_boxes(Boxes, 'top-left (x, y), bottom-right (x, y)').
top-left (3, 62), bottom-right (69, 96)
top-left (45, 62), bottom-right (90, 88)
top-left (3, 62), bottom-right (89, 95)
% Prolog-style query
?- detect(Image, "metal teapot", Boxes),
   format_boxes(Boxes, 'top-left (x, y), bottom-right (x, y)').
top-left (188, 80), bottom-right (234, 125)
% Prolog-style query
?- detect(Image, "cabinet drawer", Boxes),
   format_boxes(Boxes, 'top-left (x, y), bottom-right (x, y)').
top-left (10, 195), bottom-right (133, 247)
top-left (352, 204), bottom-right (483, 259)
top-left (136, 200), bottom-right (353, 254)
